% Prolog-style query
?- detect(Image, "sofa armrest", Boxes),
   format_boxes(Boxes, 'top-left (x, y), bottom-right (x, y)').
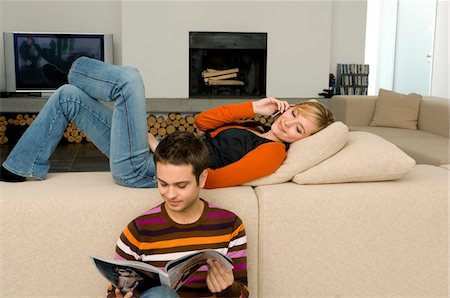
top-left (329, 95), bottom-right (377, 126)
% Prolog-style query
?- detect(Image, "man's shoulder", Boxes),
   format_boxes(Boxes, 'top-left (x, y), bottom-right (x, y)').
top-left (204, 200), bottom-right (243, 222)
top-left (140, 202), bottom-right (164, 216)
top-left (128, 202), bottom-right (167, 227)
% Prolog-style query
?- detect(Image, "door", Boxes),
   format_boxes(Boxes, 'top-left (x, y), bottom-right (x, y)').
top-left (393, 0), bottom-right (436, 95)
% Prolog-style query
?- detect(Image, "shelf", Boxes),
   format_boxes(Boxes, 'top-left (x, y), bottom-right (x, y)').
top-left (0, 96), bottom-right (327, 114)
top-left (335, 63), bottom-right (369, 95)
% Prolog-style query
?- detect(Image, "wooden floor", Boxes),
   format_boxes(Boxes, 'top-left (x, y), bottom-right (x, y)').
top-left (0, 142), bottom-right (110, 173)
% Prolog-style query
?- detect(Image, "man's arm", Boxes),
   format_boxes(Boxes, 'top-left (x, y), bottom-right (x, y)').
top-left (107, 222), bottom-right (143, 297)
top-left (210, 218), bottom-right (249, 298)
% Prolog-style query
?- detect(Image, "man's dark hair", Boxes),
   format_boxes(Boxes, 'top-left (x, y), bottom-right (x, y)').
top-left (154, 131), bottom-right (209, 183)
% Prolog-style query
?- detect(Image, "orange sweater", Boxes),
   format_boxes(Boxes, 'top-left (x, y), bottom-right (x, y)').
top-left (195, 101), bottom-right (287, 189)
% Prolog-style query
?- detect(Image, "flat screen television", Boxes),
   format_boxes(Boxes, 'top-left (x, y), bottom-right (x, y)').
top-left (3, 32), bottom-right (114, 94)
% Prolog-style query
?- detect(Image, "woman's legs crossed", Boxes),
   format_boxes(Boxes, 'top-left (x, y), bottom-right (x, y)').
top-left (3, 57), bottom-right (156, 188)
top-left (68, 57), bottom-right (156, 188)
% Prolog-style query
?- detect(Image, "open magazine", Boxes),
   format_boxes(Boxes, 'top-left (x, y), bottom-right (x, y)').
top-left (91, 249), bottom-right (233, 293)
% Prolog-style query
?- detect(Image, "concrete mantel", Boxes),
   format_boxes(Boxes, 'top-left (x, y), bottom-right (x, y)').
top-left (0, 96), bottom-right (329, 114)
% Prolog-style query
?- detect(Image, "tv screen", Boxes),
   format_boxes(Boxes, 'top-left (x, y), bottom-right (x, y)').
top-left (4, 32), bottom-right (113, 93)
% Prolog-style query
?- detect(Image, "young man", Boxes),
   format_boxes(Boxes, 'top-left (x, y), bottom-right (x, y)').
top-left (110, 131), bottom-right (249, 298)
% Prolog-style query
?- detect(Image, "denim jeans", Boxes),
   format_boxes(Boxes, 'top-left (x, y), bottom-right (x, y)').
top-left (2, 57), bottom-right (157, 188)
top-left (140, 286), bottom-right (180, 298)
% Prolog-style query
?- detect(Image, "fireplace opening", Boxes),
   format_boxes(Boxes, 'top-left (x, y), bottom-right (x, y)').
top-left (189, 32), bottom-right (267, 98)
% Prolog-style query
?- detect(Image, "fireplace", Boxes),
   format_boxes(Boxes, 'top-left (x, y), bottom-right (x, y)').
top-left (189, 32), bottom-right (267, 98)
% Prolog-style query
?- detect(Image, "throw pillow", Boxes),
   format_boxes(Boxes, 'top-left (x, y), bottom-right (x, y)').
top-left (245, 121), bottom-right (349, 186)
top-left (370, 88), bottom-right (422, 130)
top-left (292, 131), bottom-right (415, 184)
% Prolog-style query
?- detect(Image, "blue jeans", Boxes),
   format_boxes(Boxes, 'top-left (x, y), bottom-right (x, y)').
top-left (140, 286), bottom-right (179, 298)
top-left (2, 57), bottom-right (157, 188)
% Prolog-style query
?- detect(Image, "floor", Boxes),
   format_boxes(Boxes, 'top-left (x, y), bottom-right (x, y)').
top-left (0, 141), bottom-right (110, 173)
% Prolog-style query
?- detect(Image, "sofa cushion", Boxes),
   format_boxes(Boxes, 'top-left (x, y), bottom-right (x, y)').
top-left (245, 121), bottom-right (349, 186)
top-left (370, 88), bottom-right (422, 130)
top-left (349, 125), bottom-right (450, 166)
top-left (292, 131), bottom-right (415, 184)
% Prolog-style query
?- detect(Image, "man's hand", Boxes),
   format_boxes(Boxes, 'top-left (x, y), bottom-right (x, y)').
top-left (114, 288), bottom-right (134, 298)
top-left (206, 259), bottom-right (234, 293)
top-left (252, 97), bottom-right (290, 117)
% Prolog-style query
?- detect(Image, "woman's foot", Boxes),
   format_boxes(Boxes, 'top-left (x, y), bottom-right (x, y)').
top-left (0, 166), bottom-right (26, 182)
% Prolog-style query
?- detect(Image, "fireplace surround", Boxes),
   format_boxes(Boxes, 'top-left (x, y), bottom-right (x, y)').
top-left (189, 32), bottom-right (267, 98)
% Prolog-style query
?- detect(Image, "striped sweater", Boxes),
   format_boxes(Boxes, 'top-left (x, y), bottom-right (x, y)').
top-left (113, 199), bottom-right (249, 298)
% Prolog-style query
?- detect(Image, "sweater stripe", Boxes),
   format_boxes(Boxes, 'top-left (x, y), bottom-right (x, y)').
top-left (116, 239), bottom-right (141, 260)
top-left (135, 216), bottom-right (168, 226)
top-left (229, 235), bottom-right (247, 248)
top-left (140, 248), bottom-right (228, 263)
top-left (228, 249), bottom-right (247, 259)
top-left (206, 211), bottom-right (236, 219)
top-left (141, 205), bottom-right (162, 215)
top-left (137, 235), bottom-right (231, 250)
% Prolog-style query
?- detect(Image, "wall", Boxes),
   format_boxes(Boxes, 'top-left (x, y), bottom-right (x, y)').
top-left (431, 0), bottom-right (449, 98)
top-left (330, 0), bottom-right (367, 72)
top-left (0, 1), bottom-right (4, 92)
top-left (0, 0), bottom-right (367, 98)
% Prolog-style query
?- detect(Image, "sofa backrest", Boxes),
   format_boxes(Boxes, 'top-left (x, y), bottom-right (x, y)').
top-left (330, 95), bottom-right (449, 137)
top-left (418, 96), bottom-right (450, 137)
top-left (330, 95), bottom-right (377, 126)
top-left (1, 172), bottom-right (259, 297)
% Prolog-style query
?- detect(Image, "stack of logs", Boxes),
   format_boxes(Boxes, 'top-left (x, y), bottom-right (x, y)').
top-left (147, 113), bottom-right (198, 137)
top-left (202, 68), bottom-right (244, 86)
top-left (0, 114), bottom-right (37, 145)
top-left (146, 113), bottom-right (274, 138)
top-left (63, 123), bottom-right (89, 143)
top-left (0, 116), bottom-right (10, 145)
top-left (0, 113), bottom-right (275, 145)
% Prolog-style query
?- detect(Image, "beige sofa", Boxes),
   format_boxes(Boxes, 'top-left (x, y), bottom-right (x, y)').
top-left (1, 164), bottom-right (448, 297)
top-left (329, 95), bottom-right (450, 166)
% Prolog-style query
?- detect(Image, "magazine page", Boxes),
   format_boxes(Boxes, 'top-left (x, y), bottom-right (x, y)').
top-left (90, 255), bottom-right (170, 293)
top-left (165, 250), bottom-right (234, 290)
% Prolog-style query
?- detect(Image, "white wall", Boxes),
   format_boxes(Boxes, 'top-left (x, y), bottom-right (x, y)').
top-left (122, 1), bottom-right (336, 98)
top-left (330, 0), bottom-right (367, 73)
top-left (431, 0), bottom-right (449, 98)
top-left (0, 0), bottom-right (367, 98)
top-left (0, 1), bottom-right (4, 92)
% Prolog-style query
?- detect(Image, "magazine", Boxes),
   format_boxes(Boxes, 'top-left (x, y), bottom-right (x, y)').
top-left (90, 249), bottom-right (233, 293)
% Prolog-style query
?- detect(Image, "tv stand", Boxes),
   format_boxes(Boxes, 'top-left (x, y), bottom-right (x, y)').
top-left (40, 92), bottom-right (54, 99)
top-left (0, 95), bottom-right (50, 113)
top-left (0, 91), bottom-right (49, 98)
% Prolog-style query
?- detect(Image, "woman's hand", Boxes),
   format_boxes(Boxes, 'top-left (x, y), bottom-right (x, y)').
top-left (147, 133), bottom-right (159, 153)
top-left (252, 97), bottom-right (290, 117)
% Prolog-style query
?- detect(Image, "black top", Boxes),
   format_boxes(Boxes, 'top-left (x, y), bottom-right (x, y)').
top-left (203, 128), bottom-right (274, 169)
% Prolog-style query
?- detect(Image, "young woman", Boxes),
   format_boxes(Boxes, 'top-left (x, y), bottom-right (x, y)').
top-left (0, 57), bottom-right (335, 188)
top-left (155, 98), bottom-right (334, 188)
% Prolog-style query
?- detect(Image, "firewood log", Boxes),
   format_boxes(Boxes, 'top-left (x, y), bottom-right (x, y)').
top-left (202, 68), bottom-right (239, 78)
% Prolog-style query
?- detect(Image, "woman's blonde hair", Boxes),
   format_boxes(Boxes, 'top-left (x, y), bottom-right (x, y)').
top-left (295, 99), bottom-right (335, 134)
